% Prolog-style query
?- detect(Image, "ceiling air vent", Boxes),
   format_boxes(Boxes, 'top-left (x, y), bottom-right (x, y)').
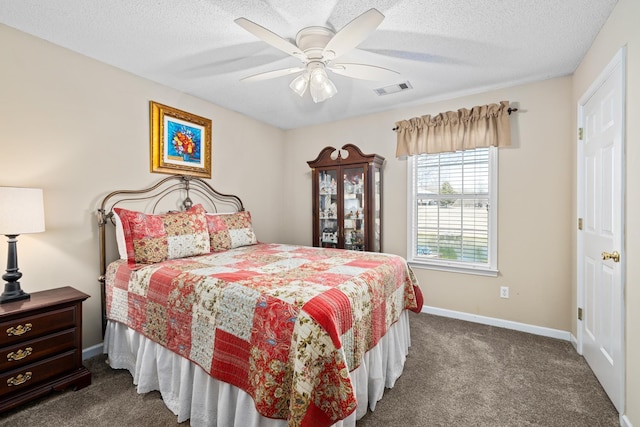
top-left (374, 81), bottom-right (413, 96)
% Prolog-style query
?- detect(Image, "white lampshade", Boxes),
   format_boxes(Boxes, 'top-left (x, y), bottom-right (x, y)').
top-left (309, 67), bottom-right (337, 103)
top-left (289, 73), bottom-right (309, 96)
top-left (0, 187), bottom-right (45, 235)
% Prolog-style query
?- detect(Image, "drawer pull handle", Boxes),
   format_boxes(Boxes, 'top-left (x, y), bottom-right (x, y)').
top-left (7, 347), bottom-right (33, 361)
top-left (7, 372), bottom-right (32, 387)
top-left (6, 323), bottom-right (32, 337)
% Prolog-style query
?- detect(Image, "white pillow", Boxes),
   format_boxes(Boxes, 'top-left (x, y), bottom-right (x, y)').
top-left (113, 211), bottom-right (128, 260)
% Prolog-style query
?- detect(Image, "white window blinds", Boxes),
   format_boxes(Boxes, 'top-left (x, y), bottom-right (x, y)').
top-left (408, 147), bottom-right (498, 275)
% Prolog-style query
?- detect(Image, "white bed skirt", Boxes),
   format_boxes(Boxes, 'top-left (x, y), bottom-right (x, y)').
top-left (104, 310), bottom-right (411, 427)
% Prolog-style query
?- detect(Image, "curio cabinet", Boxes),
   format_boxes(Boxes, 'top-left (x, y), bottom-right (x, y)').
top-left (307, 144), bottom-right (384, 252)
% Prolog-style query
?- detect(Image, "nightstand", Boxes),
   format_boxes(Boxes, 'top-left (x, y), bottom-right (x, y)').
top-left (0, 286), bottom-right (91, 412)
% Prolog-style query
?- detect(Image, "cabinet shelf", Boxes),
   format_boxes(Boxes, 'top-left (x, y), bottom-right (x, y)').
top-left (308, 144), bottom-right (384, 252)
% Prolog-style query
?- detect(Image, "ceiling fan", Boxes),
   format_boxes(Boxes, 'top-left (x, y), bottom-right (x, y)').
top-left (234, 8), bottom-right (399, 103)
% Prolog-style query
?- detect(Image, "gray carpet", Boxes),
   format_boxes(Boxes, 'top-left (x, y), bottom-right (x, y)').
top-left (0, 313), bottom-right (618, 426)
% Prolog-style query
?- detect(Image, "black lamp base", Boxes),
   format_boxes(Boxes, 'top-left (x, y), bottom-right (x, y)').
top-left (1, 235), bottom-right (30, 304)
top-left (0, 282), bottom-right (30, 304)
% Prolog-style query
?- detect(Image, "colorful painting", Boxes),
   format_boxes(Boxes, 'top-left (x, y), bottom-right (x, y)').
top-left (166, 120), bottom-right (201, 163)
top-left (150, 101), bottom-right (212, 178)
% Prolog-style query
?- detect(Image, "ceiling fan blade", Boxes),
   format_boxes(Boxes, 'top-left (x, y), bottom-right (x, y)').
top-left (240, 67), bottom-right (305, 82)
top-left (322, 8), bottom-right (384, 60)
top-left (235, 17), bottom-right (305, 58)
top-left (328, 63), bottom-right (399, 81)
top-left (361, 48), bottom-right (463, 65)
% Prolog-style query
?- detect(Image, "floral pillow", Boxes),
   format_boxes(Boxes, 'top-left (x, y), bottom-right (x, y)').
top-left (206, 211), bottom-right (257, 252)
top-left (115, 204), bottom-right (210, 268)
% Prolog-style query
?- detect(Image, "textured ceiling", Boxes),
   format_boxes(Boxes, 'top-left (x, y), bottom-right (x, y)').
top-left (0, 0), bottom-right (617, 130)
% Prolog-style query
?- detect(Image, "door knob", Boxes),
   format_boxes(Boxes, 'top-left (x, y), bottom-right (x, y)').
top-left (601, 251), bottom-right (620, 263)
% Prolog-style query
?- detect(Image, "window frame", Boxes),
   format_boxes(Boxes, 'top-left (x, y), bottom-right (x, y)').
top-left (406, 147), bottom-right (499, 276)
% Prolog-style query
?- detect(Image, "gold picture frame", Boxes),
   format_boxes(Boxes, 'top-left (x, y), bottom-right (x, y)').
top-left (150, 101), bottom-right (212, 178)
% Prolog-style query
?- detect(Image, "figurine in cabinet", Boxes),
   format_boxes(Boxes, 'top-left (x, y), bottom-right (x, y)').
top-left (329, 202), bottom-right (337, 218)
top-left (322, 229), bottom-right (338, 244)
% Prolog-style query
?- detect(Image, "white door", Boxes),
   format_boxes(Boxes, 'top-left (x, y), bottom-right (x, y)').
top-left (578, 48), bottom-right (625, 413)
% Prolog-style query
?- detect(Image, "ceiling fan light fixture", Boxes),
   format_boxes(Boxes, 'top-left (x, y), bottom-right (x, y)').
top-left (236, 9), bottom-right (393, 105)
top-left (290, 73), bottom-right (309, 96)
top-left (309, 67), bottom-right (337, 103)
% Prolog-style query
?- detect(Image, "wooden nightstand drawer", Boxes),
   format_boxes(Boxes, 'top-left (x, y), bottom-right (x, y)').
top-left (0, 287), bottom-right (91, 412)
top-left (0, 329), bottom-right (76, 371)
top-left (0, 306), bottom-right (77, 347)
top-left (0, 350), bottom-right (76, 398)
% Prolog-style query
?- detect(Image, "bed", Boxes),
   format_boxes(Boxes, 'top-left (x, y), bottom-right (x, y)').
top-left (97, 175), bottom-right (423, 427)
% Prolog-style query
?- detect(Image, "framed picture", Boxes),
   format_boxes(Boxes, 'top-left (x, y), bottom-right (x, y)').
top-left (150, 101), bottom-right (212, 178)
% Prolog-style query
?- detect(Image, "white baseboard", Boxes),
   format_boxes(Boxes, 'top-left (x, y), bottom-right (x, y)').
top-left (82, 343), bottom-right (104, 360)
top-left (621, 414), bottom-right (634, 427)
top-left (570, 333), bottom-right (578, 351)
top-left (422, 305), bottom-right (572, 341)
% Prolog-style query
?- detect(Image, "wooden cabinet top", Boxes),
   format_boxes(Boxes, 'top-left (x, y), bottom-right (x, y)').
top-left (0, 286), bottom-right (89, 318)
top-left (307, 144), bottom-right (385, 169)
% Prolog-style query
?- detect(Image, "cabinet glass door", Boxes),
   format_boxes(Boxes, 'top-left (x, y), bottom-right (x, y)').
top-left (374, 166), bottom-right (381, 252)
top-left (318, 169), bottom-right (338, 247)
top-left (343, 166), bottom-right (365, 251)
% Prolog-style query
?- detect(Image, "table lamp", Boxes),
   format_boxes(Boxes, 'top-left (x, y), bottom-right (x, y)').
top-left (0, 187), bottom-right (45, 304)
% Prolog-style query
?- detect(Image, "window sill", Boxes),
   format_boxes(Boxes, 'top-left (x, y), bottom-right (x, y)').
top-left (408, 260), bottom-right (499, 277)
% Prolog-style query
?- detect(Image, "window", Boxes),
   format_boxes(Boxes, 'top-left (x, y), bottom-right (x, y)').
top-left (407, 147), bottom-right (498, 276)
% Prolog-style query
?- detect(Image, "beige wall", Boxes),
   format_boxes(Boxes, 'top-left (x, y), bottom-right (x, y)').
top-left (572, 0), bottom-right (640, 423)
top-left (0, 24), bottom-right (286, 349)
top-left (2, 1), bottom-right (637, 422)
top-left (284, 76), bottom-right (574, 331)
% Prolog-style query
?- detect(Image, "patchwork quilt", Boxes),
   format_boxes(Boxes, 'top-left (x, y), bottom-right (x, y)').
top-left (105, 243), bottom-right (422, 427)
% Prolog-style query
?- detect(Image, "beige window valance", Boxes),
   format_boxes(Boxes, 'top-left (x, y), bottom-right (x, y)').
top-left (394, 100), bottom-right (512, 157)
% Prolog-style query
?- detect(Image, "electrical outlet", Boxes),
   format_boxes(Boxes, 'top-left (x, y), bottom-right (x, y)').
top-left (500, 286), bottom-right (509, 299)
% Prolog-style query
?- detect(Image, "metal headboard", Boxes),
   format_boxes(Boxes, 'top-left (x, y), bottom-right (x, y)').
top-left (96, 175), bottom-right (244, 334)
